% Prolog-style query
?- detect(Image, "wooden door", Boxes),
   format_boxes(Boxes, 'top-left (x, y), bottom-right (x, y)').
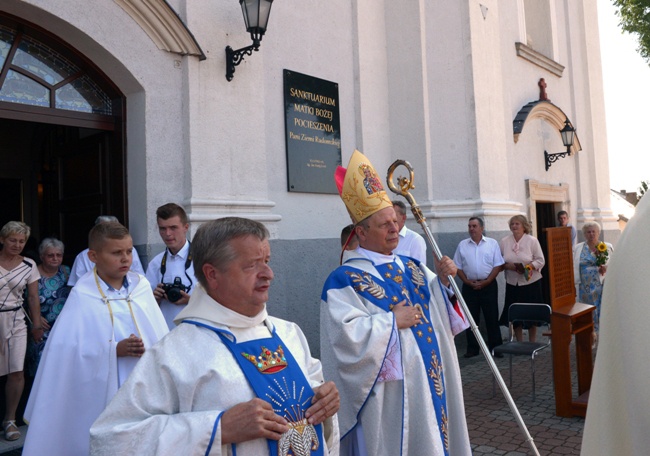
top-left (56, 127), bottom-right (125, 264)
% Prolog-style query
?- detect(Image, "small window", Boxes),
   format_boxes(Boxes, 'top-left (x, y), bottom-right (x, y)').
top-left (523, 0), bottom-right (554, 59)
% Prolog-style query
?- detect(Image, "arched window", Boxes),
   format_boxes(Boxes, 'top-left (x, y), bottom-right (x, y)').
top-left (0, 17), bottom-right (118, 118)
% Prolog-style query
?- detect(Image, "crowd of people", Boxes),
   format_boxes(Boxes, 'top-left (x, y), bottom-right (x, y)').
top-left (0, 150), bottom-right (616, 455)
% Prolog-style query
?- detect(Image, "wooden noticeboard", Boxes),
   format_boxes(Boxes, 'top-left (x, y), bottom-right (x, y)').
top-left (544, 226), bottom-right (595, 417)
top-left (545, 227), bottom-right (575, 309)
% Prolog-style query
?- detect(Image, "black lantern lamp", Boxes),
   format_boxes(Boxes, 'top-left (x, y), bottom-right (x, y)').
top-left (544, 118), bottom-right (576, 171)
top-left (225, 0), bottom-right (274, 81)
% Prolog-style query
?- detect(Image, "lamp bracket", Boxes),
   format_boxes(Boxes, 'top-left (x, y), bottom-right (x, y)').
top-left (226, 43), bottom-right (259, 81)
top-left (544, 149), bottom-right (571, 172)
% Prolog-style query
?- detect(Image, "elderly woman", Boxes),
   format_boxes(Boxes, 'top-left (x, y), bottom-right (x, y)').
top-left (573, 222), bottom-right (613, 335)
top-left (0, 222), bottom-right (43, 441)
top-left (26, 238), bottom-right (70, 376)
top-left (499, 215), bottom-right (546, 342)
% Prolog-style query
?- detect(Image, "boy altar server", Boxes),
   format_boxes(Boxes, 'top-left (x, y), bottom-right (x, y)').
top-left (23, 222), bottom-right (168, 456)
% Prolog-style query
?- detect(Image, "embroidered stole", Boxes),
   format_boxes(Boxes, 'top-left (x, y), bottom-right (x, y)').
top-left (188, 322), bottom-right (324, 456)
top-left (342, 257), bottom-right (450, 455)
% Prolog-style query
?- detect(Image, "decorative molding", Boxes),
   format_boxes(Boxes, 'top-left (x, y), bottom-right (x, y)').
top-left (417, 199), bottom-right (524, 219)
top-left (526, 179), bottom-right (570, 237)
top-left (513, 100), bottom-right (582, 153)
top-left (515, 42), bottom-right (564, 77)
top-left (411, 199), bottom-right (524, 233)
top-left (576, 208), bottom-right (619, 225)
top-left (527, 179), bottom-right (570, 203)
top-left (184, 198), bottom-right (281, 238)
top-left (114, 0), bottom-right (206, 60)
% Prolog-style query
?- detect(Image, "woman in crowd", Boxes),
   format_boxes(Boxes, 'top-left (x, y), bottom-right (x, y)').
top-left (573, 222), bottom-right (613, 337)
top-left (0, 222), bottom-right (43, 441)
top-left (26, 238), bottom-right (69, 376)
top-left (499, 215), bottom-right (546, 342)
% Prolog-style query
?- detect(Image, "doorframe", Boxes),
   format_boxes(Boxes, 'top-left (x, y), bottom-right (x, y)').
top-left (526, 179), bottom-right (571, 236)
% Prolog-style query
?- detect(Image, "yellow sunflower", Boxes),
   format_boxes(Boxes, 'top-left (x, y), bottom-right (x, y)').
top-left (596, 242), bottom-right (607, 252)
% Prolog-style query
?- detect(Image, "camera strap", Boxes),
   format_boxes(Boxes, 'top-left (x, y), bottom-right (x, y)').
top-left (160, 240), bottom-right (193, 291)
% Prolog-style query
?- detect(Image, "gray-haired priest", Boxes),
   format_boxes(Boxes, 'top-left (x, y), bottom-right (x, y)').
top-left (320, 150), bottom-right (471, 456)
top-left (90, 217), bottom-right (340, 456)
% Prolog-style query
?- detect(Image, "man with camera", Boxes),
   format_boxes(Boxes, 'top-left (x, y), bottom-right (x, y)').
top-left (145, 203), bottom-right (197, 329)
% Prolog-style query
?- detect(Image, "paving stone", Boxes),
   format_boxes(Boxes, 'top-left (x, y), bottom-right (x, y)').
top-left (460, 337), bottom-right (586, 455)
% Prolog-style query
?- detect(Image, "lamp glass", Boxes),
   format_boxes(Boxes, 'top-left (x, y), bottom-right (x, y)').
top-left (560, 120), bottom-right (575, 147)
top-left (240, 0), bottom-right (273, 31)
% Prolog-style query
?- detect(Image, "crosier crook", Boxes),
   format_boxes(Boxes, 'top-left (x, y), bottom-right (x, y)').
top-left (386, 159), bottom-right (541, 456)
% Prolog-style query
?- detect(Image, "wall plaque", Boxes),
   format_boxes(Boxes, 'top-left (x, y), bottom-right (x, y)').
top-left (284, 69), bottom-right (341, 193)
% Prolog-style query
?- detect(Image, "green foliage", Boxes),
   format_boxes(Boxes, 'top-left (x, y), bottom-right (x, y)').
top-left (639, 180), bottom-right (649, 200)
top-left (613, 0), bottom-right (650, 64)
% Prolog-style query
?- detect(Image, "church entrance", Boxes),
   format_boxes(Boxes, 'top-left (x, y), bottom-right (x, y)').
top-left (0, 12), bottom-right (129, 425)
top-left (0, 13), bottom-right (127, 265)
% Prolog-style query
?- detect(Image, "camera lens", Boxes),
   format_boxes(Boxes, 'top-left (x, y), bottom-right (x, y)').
top-left (167, 287), bottom-right (182, 302)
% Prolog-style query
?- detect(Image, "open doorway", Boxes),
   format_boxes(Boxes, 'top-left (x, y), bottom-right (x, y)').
top-left (536, 201), bottom-right (558, 304)
top-left (0, 118), bottom-right (126, 266)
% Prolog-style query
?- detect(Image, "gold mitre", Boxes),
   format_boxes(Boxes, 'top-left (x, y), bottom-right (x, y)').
top-left (334, 150), bottom-right (393, 224)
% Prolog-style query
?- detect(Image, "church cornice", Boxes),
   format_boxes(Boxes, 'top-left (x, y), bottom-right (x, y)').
top-left (114, 0), bottom-right (206, 60)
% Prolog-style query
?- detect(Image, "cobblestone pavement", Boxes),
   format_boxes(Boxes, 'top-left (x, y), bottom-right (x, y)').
top-left (459, 340), bottom-right (586, 455)
top-left (2, 341), bottom-right (587, 456)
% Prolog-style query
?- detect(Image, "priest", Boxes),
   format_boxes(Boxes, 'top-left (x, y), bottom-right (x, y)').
top-left (320, 150), bottom-right (471, 455)
top-left (91, 217), bottom-right (340, 455)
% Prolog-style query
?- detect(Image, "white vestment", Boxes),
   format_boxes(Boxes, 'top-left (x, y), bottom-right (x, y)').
top-left (321, 249), bottom-right (471, 456)
top-left (23, 271), bottom-right (168, 456)
top-left (581, 195), bottom-right (650, 455)
top-left (90, 285), bottom-right (339, 456)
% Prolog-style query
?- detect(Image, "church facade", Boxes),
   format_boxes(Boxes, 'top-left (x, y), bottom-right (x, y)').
top-left (0, 0), bottom-right (616, 352)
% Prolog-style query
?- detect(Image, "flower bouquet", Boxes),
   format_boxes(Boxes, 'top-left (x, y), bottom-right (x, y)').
top-left (594, 242), bottom-right (609, 266)
top-left (515, 263), bottom-right (534, 281)
top-left (523, 264), bottom-right (534, 281)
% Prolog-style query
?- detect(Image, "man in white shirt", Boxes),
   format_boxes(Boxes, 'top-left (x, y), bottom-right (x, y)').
top-left (67, 215), bottom-right (145, 286)
top-left (392, 200), bottom-right (427, 264)
top-left (145, 203), bottom-right (196, 329)
top-left (453, 217), bottom-right (505, 358)
top-left (557, 210), bottom-right (577, 246)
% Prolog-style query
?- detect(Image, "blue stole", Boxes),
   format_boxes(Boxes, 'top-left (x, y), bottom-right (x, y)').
top-left (185, 321), bottom-right (324, 456)
top-left (337, 257), bottom-right (450, 455)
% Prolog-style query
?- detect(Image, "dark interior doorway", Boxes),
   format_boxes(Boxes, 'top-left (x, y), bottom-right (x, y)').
top-left (0, 118), bottom-right (126, 266)
top-left (536, 202), bottom-right (557, 304)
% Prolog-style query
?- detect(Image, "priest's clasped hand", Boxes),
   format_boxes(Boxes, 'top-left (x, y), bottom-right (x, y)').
top-left (221, 398), bottom-right (290, 444)
top-left (305, 381), bottom-right (340, 425)
top-left (392, 300), bottom-right (423, 329)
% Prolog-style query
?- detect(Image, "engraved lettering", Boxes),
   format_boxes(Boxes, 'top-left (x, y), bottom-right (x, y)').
top-left (290, 87), bottom-right (336, 106)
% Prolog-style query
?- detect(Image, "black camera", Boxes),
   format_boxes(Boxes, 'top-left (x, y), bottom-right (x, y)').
top-left (162, 277), bottom-right (189, 303)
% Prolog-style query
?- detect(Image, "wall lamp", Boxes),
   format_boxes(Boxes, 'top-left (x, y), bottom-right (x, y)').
top-left (544, 119), bottom-right (576, 171)
top-left (225, 0), bottom-right (274, 81)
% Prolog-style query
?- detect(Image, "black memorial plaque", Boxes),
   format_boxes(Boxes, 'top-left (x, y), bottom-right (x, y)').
top-left (284, 69), bottom-right (341, 193)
